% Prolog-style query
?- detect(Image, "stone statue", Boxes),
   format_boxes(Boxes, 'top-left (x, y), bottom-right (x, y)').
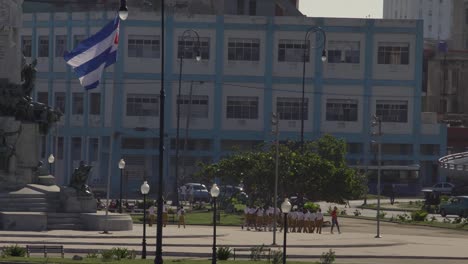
top-left (0, 125), bottom-right (21, 171)
top-left (20, 58), bottom-right (36, 98)
top-left (69, 161), bottom-right (93, 196)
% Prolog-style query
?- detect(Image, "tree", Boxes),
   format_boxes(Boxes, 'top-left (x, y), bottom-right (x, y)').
top-left (195, 135), bottom-right (365, 205)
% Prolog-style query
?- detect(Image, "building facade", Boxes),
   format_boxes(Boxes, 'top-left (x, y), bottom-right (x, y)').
top-left (20, 10), bottom-right (445, 197)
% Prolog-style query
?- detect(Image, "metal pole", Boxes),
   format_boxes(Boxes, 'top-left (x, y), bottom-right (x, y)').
top-left (142, 193), bottom-right (147, 259)
top-left (272, 118), bottom-right (279, 245)
top-left (155, 0), bottom-right (165, 263)
top-left (212, 197), bottom-right (217, 264)
top-left (282, 213), bottom-right (288, 264)
top-left (174, 54), bottom-right (183, 207)
top-left (49, 163), bottom-right (52, 175)
top-left (119, 168), bottom-right (123, 214)
top-left (375, 118), bottom-right (382, 238)
top-left (300, 34), bottom-right (307, 151)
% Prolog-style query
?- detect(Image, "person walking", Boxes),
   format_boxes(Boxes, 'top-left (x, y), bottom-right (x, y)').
top-left (315, 208), bottom-right (323, 234)
top-left (148, 203), bottom-right (156, 227)
top-left (389, 184), bottom-right (396, 205)
top-left (177, 205), bottom-right (186, 228)
top-left (330, 206), bottom-right (341, 234)
top-left (162, 201), bottom-right (168, 227)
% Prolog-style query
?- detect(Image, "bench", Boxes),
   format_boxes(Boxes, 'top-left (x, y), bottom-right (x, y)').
top-left (233, 247), bottom-right (271, 261)
top-left (26, 245), bottom-right (64, 258)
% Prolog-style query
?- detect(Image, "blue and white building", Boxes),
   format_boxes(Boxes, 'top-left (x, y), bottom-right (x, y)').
top-left (20, 6), bottom-right (446, 197)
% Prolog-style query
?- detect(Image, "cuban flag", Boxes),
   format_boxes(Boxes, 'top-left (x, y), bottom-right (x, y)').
top-left (64, 15), bottom-right (120, 90)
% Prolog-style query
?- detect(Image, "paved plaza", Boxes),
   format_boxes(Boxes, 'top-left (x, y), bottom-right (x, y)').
top-left (1, 213), bottom-right (468, 263)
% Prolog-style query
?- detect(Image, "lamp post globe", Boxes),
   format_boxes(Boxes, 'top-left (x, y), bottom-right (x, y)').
top-left (210, 183), bottom-right (220, 264)
top-left (281, 198), bottom-right (291, 264)
top-left (321, 50), bottom-right (327, 62)
top-left (140, 181), bottom-right (150, 259)
top-left (48, 154), bottom-right (55, 175)
top-left (118, 159), bottom-right (125, 214)
top-left (118, 0), bottom-right (128, 20)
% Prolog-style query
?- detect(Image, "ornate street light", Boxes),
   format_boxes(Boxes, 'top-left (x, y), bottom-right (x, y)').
top-left (300, 27), bottom-right (327, 150)
top-left (281, 198), bottom-right (292, 264)
top-left (118, 158), bottom-right (126, 214)
top-left (371, 115), bottom-right (382, 238)
top-left (174, 29), bottom-right (202, 207)
top-left (48, 154), bottom-right (55, 175)
top-left (118, 0), bottom-right (128, 20)
top-left (140, 181), bottom-right (150, 259)
top-left (210, 183), bottom-right (220, 264)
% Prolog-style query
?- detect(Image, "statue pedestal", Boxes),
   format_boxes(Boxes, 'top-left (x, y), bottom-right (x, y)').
top-left (60, 187), bottom-right (96, 213)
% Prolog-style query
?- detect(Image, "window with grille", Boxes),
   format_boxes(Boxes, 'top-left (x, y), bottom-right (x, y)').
top-left (177, 95), bottom-right (209, 118)
top-left (89, 138), bottom-right (99, 162)
top-left (377, 42), bottom-right (410, 65)
top-left (128, 35), bottom-right (160, 58)
top-left (74, 35), bottom-right (86, 48)
top-left (226, 96), bottom-right (259, 119)
top-left (327, 40), bottom-right (360, 64)
top-left (89, 93), bottom-right (101, 115)
top-left (276, 97), bottom-right (308, 120)
top-left (21, 36), bottom-right (32, 57)
top-left (38, 36), bottom-right (49, 57)
top-left (227, 38), bottom-right (260, 61)
top-left (177, 37), bottom-right (210, 60)
top-left (376, 100), bottom-right (408, 123)
top-left (55, 35), bottom-right (67, 57)
top-left (71, 137), bottom-right (82, 161)
top-left (126, 94), bottom-right (159, 116)
top-left (72, 92), bottom-right (84, 115)
top-left (326, 99), bottom-right (358, 121)
top-left (278, 40), bottom-right (309, 62)
top-left (55, 92), bottom-right (66, 114)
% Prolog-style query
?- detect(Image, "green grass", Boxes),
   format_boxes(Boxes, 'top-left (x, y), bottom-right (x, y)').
top-left (0, 257), bottom-right (318, 264)
top-left (131, 211), bottom-right (243, 226)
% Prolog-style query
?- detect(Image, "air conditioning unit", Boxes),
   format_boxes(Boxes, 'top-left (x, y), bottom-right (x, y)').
top-left (421, 112), bottom-right (437, 124)
top-left (237, 119), bottom-right (247, 126)
top-left (288, 121), bottom-right (297, 128)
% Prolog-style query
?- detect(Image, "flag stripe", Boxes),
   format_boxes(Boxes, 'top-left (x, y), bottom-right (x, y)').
top-left (73, 46), bottom-right (114, 78)
top-left (64, 17), bottom-right (119, 63)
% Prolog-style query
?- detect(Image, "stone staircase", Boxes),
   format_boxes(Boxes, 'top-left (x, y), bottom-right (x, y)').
top-left (47, 213), bottom-right (84, 230)
top-left (0, 193), bottom-right (51, 212)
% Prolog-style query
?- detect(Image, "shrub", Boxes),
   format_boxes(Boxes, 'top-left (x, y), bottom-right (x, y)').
top-left (217, 246), bottom-right (232, 260)
top-left (353, 209), bottom-right (361, 216)
top-left (111, 247), bottom-right (130, 260)
top-left (304, 202), bottom-right (320, 212)
top-left (249, 244), bottom-right (267, 261)
top-left (320, 249), bottom-right (336, 264)
top-left (340, 209), bottom-right (347, 216)
top-left (100, 249), bottom-right (115, 261)
top-left (2, 245), bottom-right (26, 257)
top-left (397, 213), bottom-right (410, 222)
top-left (86, 252), bottom-right (99, 258)
top-left (378, 212), bottom-right (386, 219)
top-left (430, 216), bottom-right (437, 222)
top-left (452, 217), bottom-right (463, 224)
top-left (410, 210), bottom-right (428, 222)
top-left (270, 250), bottom-right (283, 264)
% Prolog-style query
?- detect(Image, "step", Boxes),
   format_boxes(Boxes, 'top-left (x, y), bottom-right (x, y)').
top-left (47, 213), bottom-right (81, 218)
top-left (47, 217), bottom-right (81, 225)
top-left (47, 223), bottom-right (84, 230)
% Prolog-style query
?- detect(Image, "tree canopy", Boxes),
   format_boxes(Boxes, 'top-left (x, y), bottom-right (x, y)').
top-left (195, 134), bottom-right (365, 205)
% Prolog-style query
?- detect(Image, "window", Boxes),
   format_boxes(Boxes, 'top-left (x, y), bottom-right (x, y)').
top-left (21, 36), bottom-right (32, 57)
top-left (55, 92), bottom-right (66, 114)
top-left (237, 0), bottom-right (244, 15)
top-left (55, 35), bottom-right (67, 57)
top-left (57, 137), bottom-right (64, 159)
top-left (465, 8), bottom-right (468, 24)
top-left (327, 41), bottom-right (360, 64)
top-left (376, 100), bottom-right (408, 123)
top-left (278, 40), bottom-right (309, 62)
top-left (326, 99), bottom-right (358, 121)
top-left (126, 94), bottom-right (159, 116)
top-left (276, 97), bottom-right (308, 120)
top-left (38, 36), bottom-right (49, 57)
top-left (71, 137), bottom-right (82, 161)
top-left (74, 35), bottom-right (86, 48)
top-left (89, 93), bottom-right (101, 115)
top-left (177, 37), bottom-right (210, 60)
top-left (177, 95), bottom-right (209, 118)
top-left (72, 92), bottom-right (84, 115)
top-left (226, 96), bottom-right (258, 119)
top-left (128, 35), bottom-right (160, 58)
top-left (89, 138), bottom-right (99, 162)
top-left (249, 0), bottom-right (257, 16)
top-left (377, 42), bottom-right (410, 65)
top-left (428, 9), bottom-right (432, 16)
top-left (37, 92), bottom-right (48, 105)
top-left (228, 38), bottom-right (260, 61)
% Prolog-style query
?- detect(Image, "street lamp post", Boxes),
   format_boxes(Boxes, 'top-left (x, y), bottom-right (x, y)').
top-left (174, 29), bottom-right (201, 207)
top-left (155, 0), bottom-right (166, 263)
top-left (371, 115), bottom-right (382, 238)
top-left (271, 112), bottom-right (279, 245)
top-left (118, 159), bottom-right (126, 214)
top-left (300, 27), bottom-right (327, 150)
top-left (48, 154), bottom-right (55, 175)
top-left (140, 181), bottom-right (150, 259)
top-left (210, 184), bottom-right (220, 264)
top-left (281, 198), bottom-right (292, 264)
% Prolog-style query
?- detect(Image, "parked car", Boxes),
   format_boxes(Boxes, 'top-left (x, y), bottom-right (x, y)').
top-left (180, 183), bottom-right (211, 203)
top-left (219, 185), bottom-right (249, 203)
top-left (421, 182), bottom-right (455, 195)
top-left (439, 196), bottom-right (468, 217)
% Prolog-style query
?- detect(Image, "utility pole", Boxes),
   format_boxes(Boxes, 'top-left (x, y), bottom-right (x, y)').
top-left (271, 112), bottom-right (279, 245)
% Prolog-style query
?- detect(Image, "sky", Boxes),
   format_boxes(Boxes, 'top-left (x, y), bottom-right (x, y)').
top-left (299, 0), bottom-right (384, 19)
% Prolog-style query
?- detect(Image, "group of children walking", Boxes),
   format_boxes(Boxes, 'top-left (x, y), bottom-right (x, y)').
top-left (242, 205), bottom-right (341, 234)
